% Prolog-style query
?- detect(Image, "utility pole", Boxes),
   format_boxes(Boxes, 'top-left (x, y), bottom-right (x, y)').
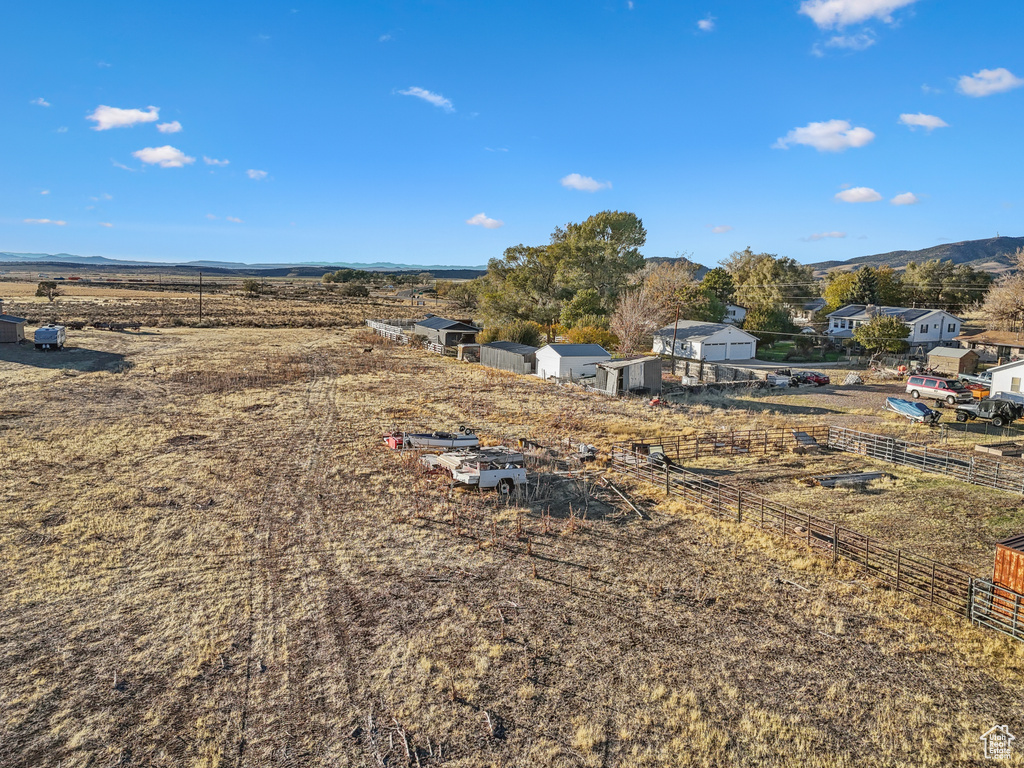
top-left (669, 305), bottom-right (680, 377)
top-left (199, 271), bottom-right (203, 323)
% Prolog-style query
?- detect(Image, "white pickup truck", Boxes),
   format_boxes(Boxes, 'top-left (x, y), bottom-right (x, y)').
top-left (422, 447), bottom-right (527, 492)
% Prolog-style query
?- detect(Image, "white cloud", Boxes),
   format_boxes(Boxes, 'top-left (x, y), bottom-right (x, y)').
top-left (40, 190), bottom-right (50, 195)
top-left (921, 84), bottom-right (941, 95)
top-left (31, 97), bottom-right (51, 107)
top-left (111, 159), bottom-right (135, 171)
top-left (203, 156), bottom-right (229, 166)
top-left (484, 147), bottom-right (509, 152)
top-left (835, 187), bottom-right (882, 203)
top-left (697, 15), bottom-right (715, 32)
top-left (89, 193), bottom-right (113, 202)
top-left (226, 216), bottom-right (244, 224)
top-left (97, 61), bottom-right (112, 68)
top-left (710, 225), bottom-right (733, 234)
top-left (890, 192), bottom-right (919, 205)
top-left (823, 31), bottom-right (876, 50)
top-left (157, 120), bottom-right (182, 133)
top-left (957, 68), bottom-right (1024, 97)
top-left (398, 86), bottom-right (455, 113)
top-left (898, 113), bottom-right (948, 131)
top-left (99, 222), bottom-right (113, 228)
top-left (804, 231), bottom-right (847, 241)
top-left (627, 1), bottom-right (634, 9)
top-left (561, 173), bottom-right (612, 192)
top-left (799, 0), bottom-right (918, 29)
top-left (466, 212), bottom-right (504, 229)
top-left (773, 119), bottom-right (874, 152)
top-left (379, 33), bottom-right (392, 42)
top-left (56, 126), bottom-right (68, 133)
top-left (132, 145), bottom-right (195, 168)
top-left (206, 213), bottom-right (218, 220)
top-left (87, 104), bottom-right (160, 130)
top-left (24, 218), bottom-right (66, 226)
top-left (247, 169), bottom-right (268, 180)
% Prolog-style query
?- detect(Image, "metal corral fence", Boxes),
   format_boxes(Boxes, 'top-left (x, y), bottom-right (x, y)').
top-left (827, 426), bottom-right (1024, 494)
top-left (623, 426), bottom-right (830, 463)
top-left (610, 429), bottom-right (1024, 642)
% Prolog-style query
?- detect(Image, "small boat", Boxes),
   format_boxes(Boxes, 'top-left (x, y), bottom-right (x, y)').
top-left (383, 426), bottom-right (479, 450)
top-left (884, 397), bottom-right (941, 424)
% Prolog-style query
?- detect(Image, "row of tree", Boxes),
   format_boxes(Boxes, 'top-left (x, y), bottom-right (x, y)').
top-left (440, 210), bottom-right (1009, 355)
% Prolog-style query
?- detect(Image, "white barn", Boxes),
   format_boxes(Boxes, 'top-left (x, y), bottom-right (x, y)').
top-left (653, 321), bottom-right (758, 361)
top-left (534, 344), bottom-right (611, 380)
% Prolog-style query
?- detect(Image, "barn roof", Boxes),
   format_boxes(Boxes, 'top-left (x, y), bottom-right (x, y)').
top-left (414, 316), bottom-right (479, 332)
top-left (927, 346), bottom-right (976, 359)
top-left (538, 344), bottom-right (610, 357)
top-left (482, 341), bottom-right (538, 355)
top-left (0, 314), bottom-right (27, 324)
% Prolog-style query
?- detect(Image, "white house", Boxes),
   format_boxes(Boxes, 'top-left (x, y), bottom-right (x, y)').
top-left (987, 358), bottom-right (1024, 396)
top-left (653, 321), bottom-right (758, 361)
top-left (724, 303), bottom-right (747, 325)
top-left (825, 305), bottom-right (962, 352)
top-left (534, 344), bottom-right (611, 380)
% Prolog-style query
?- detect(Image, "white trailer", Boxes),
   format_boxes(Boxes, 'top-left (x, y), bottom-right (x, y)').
top-left (34, 324), bottom-right (66, 350)
top-left (422, 447), bottom-right (527, 492)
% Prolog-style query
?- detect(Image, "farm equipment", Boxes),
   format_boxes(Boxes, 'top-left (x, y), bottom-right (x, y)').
top-left (884, 397), bottom-right (941, 424)
top-left (955, 398), bottom-right (1021, 428)
top-left (421, 446), bottom-right (527, 492)
top-left (34, 324), bottom-right (66, 350)
top-left (383, 426), bottom-right (479, 450)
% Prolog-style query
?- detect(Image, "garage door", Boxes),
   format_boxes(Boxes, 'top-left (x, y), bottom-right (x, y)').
top-left (703, 342), bottom-right (727, 361)
top-left (728, 342), bottom-right (753, 359)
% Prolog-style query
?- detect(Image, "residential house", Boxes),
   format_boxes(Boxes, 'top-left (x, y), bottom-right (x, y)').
top-left (825, 305), bottom-right (962, 353)
top-left (652, 321), bottom-right (758, 361)
top-left (595, 356), bottom-right (663, 396)
top-left (954, 329), bottom-right (1024, 363)
top-left (534, 344), bottom-right (611, 380)
top-left (792, 298), bottom-right (826, 326)
top-left (723, 303), bottom-right (747, 325)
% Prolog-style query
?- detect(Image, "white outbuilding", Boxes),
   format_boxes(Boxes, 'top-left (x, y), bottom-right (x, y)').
top-left (987, 358), bottom-right (1024, 397)
top-left (534, 344), bottom-right (611, 380)
top-left (653, 321), bottom-right (758, 361)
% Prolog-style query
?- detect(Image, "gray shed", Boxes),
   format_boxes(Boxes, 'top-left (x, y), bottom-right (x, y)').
top-left (413, 315), bottom-right (480, 346)
top-left (927, 346), bottom-right (979, 375)
top-left (480, 341), bottom-right (538, 374)
top-left (595, 356), bottom-right (663, 396)
top-left (0, 314), bottom-right (27, 344)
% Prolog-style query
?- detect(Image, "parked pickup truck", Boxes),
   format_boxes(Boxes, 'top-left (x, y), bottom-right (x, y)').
top-left (954, 398), bottom-right (1021, 427)
top-left (958, 371), bottom-right (992, 387)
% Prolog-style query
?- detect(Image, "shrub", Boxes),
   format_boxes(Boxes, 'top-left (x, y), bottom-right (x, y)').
top-left (566, 326), bottom-right (618, 349)
top-left (337, 283), bottom-right (369, 297)
top-left (479, 320), bottom-right (544, 347)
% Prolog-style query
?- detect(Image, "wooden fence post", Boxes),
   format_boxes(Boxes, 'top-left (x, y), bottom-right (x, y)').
top-left (832, 524), bottom-right (839, 565)
top-left (737, 490), bottom-right (743, 523)
top-left (966, 578), bottom-right (975, 621)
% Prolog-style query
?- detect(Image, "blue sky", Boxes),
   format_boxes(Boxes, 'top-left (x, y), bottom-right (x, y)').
top-left (2, 0), bottom-right (1022, 266)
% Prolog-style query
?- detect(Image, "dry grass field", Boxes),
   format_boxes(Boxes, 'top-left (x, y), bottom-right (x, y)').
top-left (1, 288), bottom-right (1023, 767)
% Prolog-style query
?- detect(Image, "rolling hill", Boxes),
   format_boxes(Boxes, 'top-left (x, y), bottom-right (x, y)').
top-left (808, 236), bottom-right (1024, 274)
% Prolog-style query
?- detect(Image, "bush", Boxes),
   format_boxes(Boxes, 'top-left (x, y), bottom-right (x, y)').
top-left (566, 326), bottom-right (618, 349)
top-left (479, 320), bottom-right (544, 347)
top-left (337, 283), bottom-right (369, 297)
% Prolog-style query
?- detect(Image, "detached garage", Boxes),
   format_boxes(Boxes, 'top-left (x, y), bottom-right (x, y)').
top-left (535, 344), bottom-right (611, 380)
top-left (653, 321), bottom-right (757, 362)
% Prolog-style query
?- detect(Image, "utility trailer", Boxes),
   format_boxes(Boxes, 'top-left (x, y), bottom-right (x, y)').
top-left (422, 447), bottom-right (527, 492)
top-left (34, 324), bottom-right (66, 350)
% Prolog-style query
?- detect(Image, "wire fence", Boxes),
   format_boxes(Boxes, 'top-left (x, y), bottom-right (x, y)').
top-left (610, 427), bottom-right (1024, 642)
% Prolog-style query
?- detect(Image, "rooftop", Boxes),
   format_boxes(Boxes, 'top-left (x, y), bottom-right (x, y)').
top-left (0, 314), bottom-right (27, 324)
top-left (927, 346), bottom-right (976, 359)
top-left (538, 344), bottom-right (610, 357)
top-left (956, 330), bottom-right (1024, 348)
top-left (654, 320), bottom-right (757, 342)
top-left (827, 304), bottom-right (941, 322)
top-left (414, 316), bottom-right (479, 332)
top-left (482, 341), bottom-right (538, 355)
top-left (597, 356), bottom-right (661, 369)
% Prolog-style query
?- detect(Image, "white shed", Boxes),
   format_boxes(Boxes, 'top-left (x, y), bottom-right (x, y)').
top-left (988, 358), bottom-right (1024, 396)
top-left (653, 321), bottom-right (758, 361)
top-left (534, 344), bottom-right (611, 380)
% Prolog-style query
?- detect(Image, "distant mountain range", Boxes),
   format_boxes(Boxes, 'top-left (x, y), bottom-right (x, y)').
top-left (806, 236), bottom-right (1024, 274)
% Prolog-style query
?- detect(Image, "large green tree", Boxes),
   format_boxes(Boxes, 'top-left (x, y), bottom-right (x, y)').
top-left (722, 248), bottom-right (815, 309)
top-left (853, 314), bottom-right (911, 353)
top-left (700, 267), bottom-right (735, 303)
top-left (742, 305), bottom-right (797, 347)
top-left (902, 259), bottom-right (993, 312)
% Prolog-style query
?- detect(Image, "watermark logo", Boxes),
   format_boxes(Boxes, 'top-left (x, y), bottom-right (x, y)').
top-left (981, 725), bottom-right (1015, 760)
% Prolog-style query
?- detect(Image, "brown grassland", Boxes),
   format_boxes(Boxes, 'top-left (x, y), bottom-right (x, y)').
top-left (1, 283), bottom-right (1023, 767)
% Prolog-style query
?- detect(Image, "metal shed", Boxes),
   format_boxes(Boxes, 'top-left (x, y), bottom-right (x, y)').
top-left (413, 315), bottom-right (480, 347)
top-left (994, 534), bottom-right (1024, 596)
top-left (480, 341), bottom-right (538, 374)
top-left (595, 356), bottom-right (663, 396)
top-left (927, 346), bottom-right (979, 375)
top-left (0, 314), bottom-right (27, 343)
